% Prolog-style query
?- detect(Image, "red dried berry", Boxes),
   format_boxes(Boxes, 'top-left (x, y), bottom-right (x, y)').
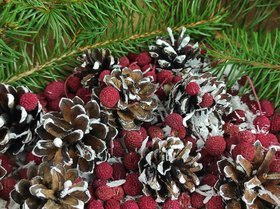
top-left (205, 136), bottom-right (226, 156)
top-left (136, 52), bottom-right (151, 67)
top-left (123, 173), bottom-right (143, 196)
top-left (172, 76), bottom-right (182, 84)
top-left (111, 140), bottom-right (125, 157)
top-left (96, 185), bottom-right (114, 201)
top-left (148, 126), bottom-right (164, 139)
top-left (237, 130), bottom-right (256, 144)
top-left (144, 71), bottom-right (157, 83)
top-left (157, 70), bottom-right (174, 84)
top-left (121, 200), bottom-right (139, 209)
top-left (191, 193), bottom-right (204, 208)
top-left (223, 122), bottom-right (239, 136)
top-left (206, 196), bottom-right (224, 209)
top-left (228, 109), bottom-right (246, 124)
top-left (129, 62), bottom-right (141, 71)
top-left (127, 53), bottom-right (138, 62)
top-left (165, 113), bottom-right (183, 129)
top-left (112, 186), bottom-right (125, 201)
top-left (261, 100), bottom-right (274, 117)
top-left (44, 81), bottom-right (65, 101)
top-left (256, 133), bottom-right (279, 148)
top-left (124, 152), bottom-right (140, 171)
top-left (112, 163), bottom-right (127, 180)
top-left (76, 87), bottom-right (92, 103)
top-left (0, 177), bottom-right (16, 200)
top-left (95, 162), bottom-right (113, 180)
top-left (27, 151), bottom-right (42, 165)
top-left (19, 93), bottom-right (39, 112)
top-left (270, 159), bottom-right (280, 172)
top-left (156, 87), bottom-right (166, 100)
top-left (124, 130), bottom-right (144, 151)
top-left (271, 114), bottom-right (280, 133)
top-left (185, 82), bottom-right (200, 96)
top-left (67, 76), bottom-right (81, 92)
top-left (100, 86), bottom-right (120, 108)
top-left (200, 93), bottom-right (214, 108)
top-left (226, 136), bottom-right (238, 152)
top-left (48, 98), bottom-right (61, 111)
top-left (232, 142), bottom-right (255, 162)
top-left (138, 196), bottom-right (157, 209)
top-left (119, 56), bottom-right (130, 67)
top-left (162, 199), bottom-right (182, 209)
top-left (170, 126), bottom-right (186, 139)
top-left (105, 199), bottom-right (120, 209)
top-left (253, 115), bottom-right (271, 132)
top-left (201, 174), bottom-right (218, 187)
top-left (0, 154), bottom-right (14, 174)
top-left (178, 192), bottom-right (192, 209)
top-left (182, 136), bottom-right (196, 152)
top-left (87, 199), bottom-right (104, 209)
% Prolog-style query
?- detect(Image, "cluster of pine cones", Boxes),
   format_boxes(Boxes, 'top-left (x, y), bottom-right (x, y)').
top-left (0, 27), bottom-right (279, 209)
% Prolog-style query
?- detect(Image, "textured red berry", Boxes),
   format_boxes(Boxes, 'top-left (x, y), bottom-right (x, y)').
top-left (100, 86), bottom-right (120, 108)
top-left (111, 140), bottom-right (125, 157)
top-left (162, 199), bottom-right (182, 209)
top-left (228, 109), bottom-right (246, 124)
top-left (200, 93), bottom-right (214, 108)
top-left (0, 177), bottom-right (16, 200)
top-left (270, 159), bottom-right (280, 172)
top-left (178, 192), bottom-right (191, 209)
top-left (20, 93), bottom-right (39, 111)
top-left (48, 98), bottom-right (61, 111)
top-left (112, 163), bottom-right (127, 180)
top-left (172, 76), bottom-right (182, 84)
top-left (205, 136), bottom-right (226, 156)
top-left (112, 186), bottom-right (124, 201)
top-left (124, 152), bottom-right (140, 171)
top-left (138, 196), bottom-right (157, 209)
top-left (261, 100), bottom-right (274, 117)
top-left (87, 199), bottom-right (104, 209)
top-left (121, 200), bottom-right (139, 209)
top-left (226, 136), bottom-right (238, 152)
top-left (191, 193), bottom-right (204, 208)
top-left (119, 56), bottom-right (130, 67)
top-left (256, 133), bottom-right (279, 148)
top-left (170, 126), bottom-right (186, 139)
top-left (141, 64), bottom-right (151, 73)
top-left (105, 199), bottom-right (120, 209)
top-left (201, 174), bottom-right (218, 187)
top-left (185, 82), bottom-right (200, 96)
top-left (76, 87), bottom-right (92, 103)
top-left (129, 62), bottom-right (141, 71)
top-left (127, 53), bottom-right (138, 62)
top-left (148, 126), bottom-right (164, 139)
top-left (99, 70), bottom-right (111, 83)
top-left (136, 52), bottom-right (151, 67)
top-left (223, 122), bottom-right (239, 136)
top-left (166, 113), bottom-right (183, 129)
top-left (182, 136), bottom-right (196, 152)
top-left (140, 127), bottom-right (147, 139)
top-left (91, 179), bottom-right (107, 191)
top-left (67, 76), bottom-right (81, 92)
top-left (37, 93), bottom-right (47, 109)
top-left (96, 185), bottom-right (114, 201)
top-left (156, 87), bottom-right (166, 100)
top-left (237, 130), bottom-right (256, 144)
top-left (95, 162), bottom-right (113, 180)
top-left (123, 173), bottom-right (142, 196)
top-left (124, 130), bottom-right (144, 151)
top-left (206, 196), bottom-right (224, 209)
top-left (232, 142), bottom-right (255, 162)
top-left (44, 81), bottom-right (64, 100)
top-left (144, 70), bottom-right (157, 82)
top-left (0, 154), bottom-right (14, 174)
top-left (248, 101), bottom-right (259, 114)
top-left (157, 70), bottom-right (174, 84)
top-left (27, 151), bottom-right (42, 165)
top-left (253, 115), bottom-right (271, 131)
top-left (271, 114), bottom-right (280, 133)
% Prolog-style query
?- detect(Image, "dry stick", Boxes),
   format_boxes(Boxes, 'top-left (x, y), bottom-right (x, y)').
top-left (6, 19), bottom-right (212, 84)
top-left (246, 76), bottom-right (262, 113)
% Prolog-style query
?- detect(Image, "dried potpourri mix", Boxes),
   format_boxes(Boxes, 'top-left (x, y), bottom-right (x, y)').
top-left (0, 27), bottom-right (279, 209)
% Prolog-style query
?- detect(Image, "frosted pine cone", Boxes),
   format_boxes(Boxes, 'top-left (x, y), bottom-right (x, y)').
top-left (77, 48), bottom-right (118, 88)
top-left (167, 72), bottom-right (232, 145)
top-left (94, 67), bottom-right (158, 130)
top-left (0, 84), bottom-right (43, 154)
top-left (11, 162), bottom-right (90, 209)
top-left (149, 27), bottom-right (209, 73)
top-left (33, 96), bottom-right (117, 174)
top-left (216, 142), bottom-right (280, 208)
top-left (139, 137), bottom-right (202, 202)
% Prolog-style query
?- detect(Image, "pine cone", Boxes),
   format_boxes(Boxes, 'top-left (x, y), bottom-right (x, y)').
top-left (0, 163), bottom-right (7, 190)
top-left (11, 162), bottom-right (90, 209)
top-left (33, 96), bottom-right (117, 174)
top-left (216, 142), bottom-right (280, 208)
top-left (77, 48), bottom-right (119, 88)
top-left (94, 67), bottom-right (158, 130)
top-left (167, 72), bottom-right (231, 145)
top-left (149, 27), bottom-right (209, 73)
top-left (0, 84), bottom-right (43, 155)
top-left (139, 137), bottom-right (202, 202)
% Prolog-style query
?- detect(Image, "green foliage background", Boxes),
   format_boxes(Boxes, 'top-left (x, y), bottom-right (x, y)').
top-left (0, 0), bottom-right (279, 105)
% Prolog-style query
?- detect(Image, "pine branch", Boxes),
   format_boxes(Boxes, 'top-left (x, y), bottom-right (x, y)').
top-left (206, 29), bottom-right (280, 106)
